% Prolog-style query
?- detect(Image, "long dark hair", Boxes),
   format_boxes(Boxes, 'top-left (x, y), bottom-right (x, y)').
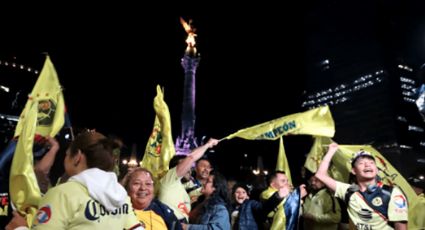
top-left (206, 171), bottom-right (232, 216)
top-left (68, 131), bottom-right (117, 171)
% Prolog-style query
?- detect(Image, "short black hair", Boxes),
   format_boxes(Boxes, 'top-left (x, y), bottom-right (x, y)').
top-left (169, 155), bottom-right (186, 168)
top-left (195, 157), bottom-right (211, 166)
top-left (408, 171), bottom-right (425, 190)
top-left (267, 170), bottom-right (286, 185)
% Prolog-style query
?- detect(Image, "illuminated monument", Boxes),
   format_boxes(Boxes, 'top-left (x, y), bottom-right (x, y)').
top-left (175, 17), bottom-right (201, 155)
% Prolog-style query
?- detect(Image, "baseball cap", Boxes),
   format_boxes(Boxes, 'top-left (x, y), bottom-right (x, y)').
top-left (351, 150), bottom-right (375, 167)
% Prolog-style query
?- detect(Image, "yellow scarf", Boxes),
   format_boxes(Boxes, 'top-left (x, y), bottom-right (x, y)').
top-left (261, 187), bottom-right (286, 230)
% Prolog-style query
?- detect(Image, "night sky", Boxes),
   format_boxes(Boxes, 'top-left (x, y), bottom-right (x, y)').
top-left (2, 1), bottom-right (425, 181)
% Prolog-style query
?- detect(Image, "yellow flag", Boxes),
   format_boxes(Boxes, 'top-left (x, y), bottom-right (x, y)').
top-left (261, 187), bottom-right (286, 230)
top-left (141, 85), bottom-right (175, 181)
top-left (276, 137), bottom-right (292, 184)
top-left (263, 138), bottom-right (295, 230)
top-left (339, 144), bottom-right (418, 209)
top-left (14, 55), bottom-right (65, 138)
top-left (304, 136), bottom-right (333, 176)
top-left (224, 105), bottom-right (335, 140)
top-left (10, 55), bottom-right (65, 225)
top-left (305, 137), bottom-right (418, 208)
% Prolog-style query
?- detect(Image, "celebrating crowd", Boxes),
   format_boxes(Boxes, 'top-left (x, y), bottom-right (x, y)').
top-left (2, 128), bottom-right (424, 230)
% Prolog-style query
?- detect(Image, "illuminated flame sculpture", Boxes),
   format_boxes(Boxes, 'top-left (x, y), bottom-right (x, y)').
top-left (180, 17), bottom-right (197, 56)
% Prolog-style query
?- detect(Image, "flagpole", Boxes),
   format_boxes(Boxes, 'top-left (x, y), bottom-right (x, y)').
top-left (218, 137), bottom-right (227, 142)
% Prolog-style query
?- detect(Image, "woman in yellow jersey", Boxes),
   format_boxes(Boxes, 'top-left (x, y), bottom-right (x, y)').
top-left (6, 131), bottom-right (143, 230)
top-left (125, 168), bottom-right (182, 230)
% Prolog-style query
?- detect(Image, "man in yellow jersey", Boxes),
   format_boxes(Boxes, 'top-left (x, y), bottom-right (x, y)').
top-left (158, 138), bottom-right (218, 223)
top-left (316, 143), bottom-right (408, 230)
top-left (303, 174), bottom-right (341, 230)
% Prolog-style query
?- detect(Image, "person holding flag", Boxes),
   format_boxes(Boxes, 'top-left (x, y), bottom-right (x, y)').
top-left (6, 131), bottom-right (144, 230)
top-left (260, 170), bottom-right (307, 230)
top-left (33, 136), bottom-right (60, 194)
top-left (257, 137), bottom-right (307, 230)
top-left (9, 55), bottom-right (66, 226)
top-left (158, 138), bottom-right (219, 223)
top-left (315, 142), bottom-right (408, 230)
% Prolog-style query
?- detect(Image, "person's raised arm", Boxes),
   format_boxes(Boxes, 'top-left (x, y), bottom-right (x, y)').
top-left (176, 138), bottom-right (218, 177)
top-left (34, 136), bottom-right (59, 176)
top-left (315, 142), bottom-right (339, 192)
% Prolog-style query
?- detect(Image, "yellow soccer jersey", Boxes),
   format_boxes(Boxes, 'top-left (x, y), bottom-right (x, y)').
top-left (32, 181), bottom-right (141, 230)
top-left (335, 181), bottom-right (408, 230)
top-left (158, 167), bottom-right (191, 221)
top-left (134, 209), bottom-right (167, 230)
top-left (303, 188), bottom-right (341, 230)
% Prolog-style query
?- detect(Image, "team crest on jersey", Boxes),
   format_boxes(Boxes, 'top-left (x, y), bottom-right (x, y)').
top-left (178, 202), bottom-right (190, 216)
top-left (35, 205), bottom-right (52, 224)
top-left (371, 197), bottom-right (383, 206)
top-left (393, 195), bottom-right (407, 208)
top-left (147, 125), bottom-right (162, 157)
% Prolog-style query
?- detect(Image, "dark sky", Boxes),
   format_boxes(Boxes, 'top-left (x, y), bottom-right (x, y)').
top-left (3, 1), bottom-right (425, 179)
top-left (0, 6), bottom-right (307, 179)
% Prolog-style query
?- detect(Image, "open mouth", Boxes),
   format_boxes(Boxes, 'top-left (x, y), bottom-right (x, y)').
top-left (136, 191), bottom-right (149, 198)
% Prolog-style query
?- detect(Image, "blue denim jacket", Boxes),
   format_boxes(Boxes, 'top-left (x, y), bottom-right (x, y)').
top-left (233, 192), bottom-right (283, 230)
top-left (236, 200), bottom-right (262, 230)
top-left (188, 202), bottom-right (231, 230)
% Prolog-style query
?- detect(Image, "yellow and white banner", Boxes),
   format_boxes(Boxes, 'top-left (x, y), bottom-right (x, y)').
top-left (223, 105), bottom-right (335, 140)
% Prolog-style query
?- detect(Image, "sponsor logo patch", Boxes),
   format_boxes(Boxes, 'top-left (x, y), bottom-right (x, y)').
top-left (35, 205), bottom-right (52, 224)
top-left (393, 195), bottom-right (407, 208)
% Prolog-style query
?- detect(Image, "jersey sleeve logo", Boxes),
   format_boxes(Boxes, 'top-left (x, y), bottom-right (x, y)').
top-left (35, 205), bottom-right (52, 224)
top-left (393, 195), bottom-right (407, 208)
